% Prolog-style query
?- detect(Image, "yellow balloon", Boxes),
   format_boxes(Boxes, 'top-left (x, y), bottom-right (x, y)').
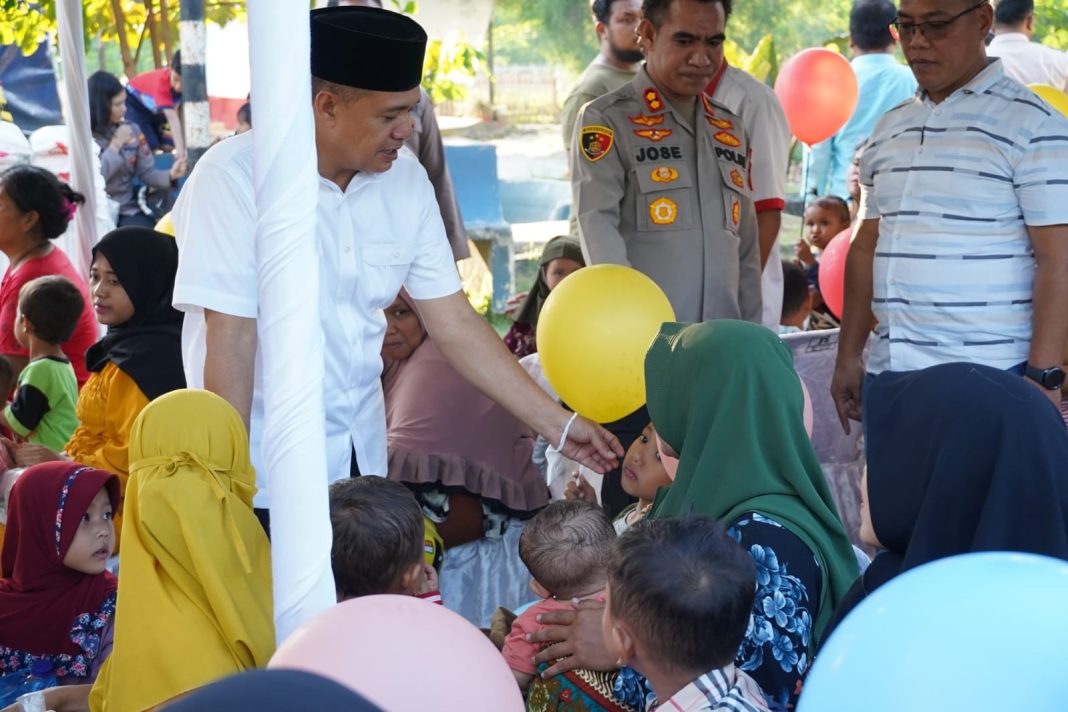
top-left (537, 264), bottom-right (675, 424)
top-left (155, 212), bottom-right (176, 237)
top-left (1028, 84), bottom-right (1068, 118)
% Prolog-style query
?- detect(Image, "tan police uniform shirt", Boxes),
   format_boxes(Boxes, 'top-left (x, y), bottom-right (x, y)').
top-left (571, 67), bottom-right (762, 324)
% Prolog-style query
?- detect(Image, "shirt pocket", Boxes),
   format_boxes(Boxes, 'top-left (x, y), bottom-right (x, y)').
top-left (715, 159), bottom-right (747, 235)
top-left (633, 162), bottom-right (695, 232)
top-left (360, 243), bottom-right (415, 308)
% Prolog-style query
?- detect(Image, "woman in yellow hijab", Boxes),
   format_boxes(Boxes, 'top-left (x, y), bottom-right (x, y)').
top-left (90, 389), bottom-right (275, 711)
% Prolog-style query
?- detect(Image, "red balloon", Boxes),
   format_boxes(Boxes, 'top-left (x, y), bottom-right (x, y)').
top-left (818, 227), bottom-right (852, 319)
top-left (775, 49), bottom-right (859, 145)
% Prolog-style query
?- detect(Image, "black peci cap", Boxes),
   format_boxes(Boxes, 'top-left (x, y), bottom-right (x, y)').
top-left (310, 6), bottom-right (427, 92)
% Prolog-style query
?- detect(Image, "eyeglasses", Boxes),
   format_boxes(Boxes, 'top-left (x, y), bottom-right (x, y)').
top-left (890, 1), bottom-right (988, 41)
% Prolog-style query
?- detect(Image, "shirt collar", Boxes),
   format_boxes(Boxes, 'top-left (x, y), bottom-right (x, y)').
top-left (654, 665), bottom-right (739, 710)
top-left (918, 57), bottom-right (1003, 104)
top-left (988, 32), bottom-right (1029, 45)
top-left (851, 52), bottom-right (903, 69)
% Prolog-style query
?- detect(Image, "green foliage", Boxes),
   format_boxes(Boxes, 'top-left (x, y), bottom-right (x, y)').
top-left (724, 34), bottom-right (780, 84)
top-left (424, 37), bottom-right (485, 104)
top-left (1034, 0), bottom-right (1068, 49)
top-left (492, 0), bottom-right (596, 71)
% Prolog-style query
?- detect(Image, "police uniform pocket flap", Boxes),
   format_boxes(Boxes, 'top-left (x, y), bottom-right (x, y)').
top-left (634, 163), bottom-right (693, 194)
top-left (362, 244), bottom-right (414, 266)
top-left (716, 155), bottom-right (750, 197)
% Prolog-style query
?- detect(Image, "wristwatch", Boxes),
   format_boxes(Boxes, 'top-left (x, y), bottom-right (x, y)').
top-left (1024, 363), bottom-right (1066, 390)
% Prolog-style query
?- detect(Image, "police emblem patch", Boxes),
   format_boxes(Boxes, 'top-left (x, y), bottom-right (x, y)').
top-left (649, 197), bottom-right (678, 225)
top-left (714, 131), bottom-right (741, 147)
top-left (633, 129), bottom-right (673, 142)
top-left (629, 114), bottom-right (666, 127)
top-left (651, 166), bottom-right (679, 184)
top-left (580, 126), bottom-right (614, 162)
top-left (730, 169), bottom-right (744, 188)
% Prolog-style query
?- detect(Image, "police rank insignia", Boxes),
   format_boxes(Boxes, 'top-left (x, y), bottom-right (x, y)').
top-left (649, 197), bottom-right (678, 225)
top-left (629, 114), bottom-right (665, 127)
top-left (643, 88), bottom-right (664, 112)
top-left (651, 166), bottom-right (679, 184)
top-left (707, 116), bottom-right (734, 130)
top-left (580, 126), bottom-right (614, 162)
top-left (731, 198), bottom-right (741, 226)
top-left (730, 169), bottom-right (744, 188)
top-left (714, 131), bottom-right (741, 147)
top-left (634, 129), bottom-right (673, 142)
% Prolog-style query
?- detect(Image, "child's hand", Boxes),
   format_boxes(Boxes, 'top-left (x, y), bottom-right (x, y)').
top-left (796, 239), bottom-right (816, 266)
top-left (414, 563), bottom-right (439, 597)
top-left (13, 443), bottom-right (62, 468)
top-left (563, 473), bottom-right (597, 504)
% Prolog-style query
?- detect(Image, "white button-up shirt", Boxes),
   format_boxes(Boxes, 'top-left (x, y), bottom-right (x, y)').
top-left (987, 32), bottom-right (1068, 92)
top-left (173, 132), bottom-right (460, 506)
top-left (859, 60), bottom-right (1068, 374)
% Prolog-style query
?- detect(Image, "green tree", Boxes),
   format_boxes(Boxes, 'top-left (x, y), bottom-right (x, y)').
top-left (1034, 0), bottom-right (1068, 49)
top-left (492, 0), bottom-right (595, 71)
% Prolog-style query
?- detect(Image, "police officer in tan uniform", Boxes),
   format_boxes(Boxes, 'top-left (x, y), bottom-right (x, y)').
top-left (571, 0), bottom-right (761, 324)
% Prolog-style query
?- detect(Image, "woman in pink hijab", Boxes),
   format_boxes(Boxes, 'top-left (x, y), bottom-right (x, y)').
top-left (381, 290), bottom-right (549, 626)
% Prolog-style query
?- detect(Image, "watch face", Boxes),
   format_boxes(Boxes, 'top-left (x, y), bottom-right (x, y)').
top-left (1048, 368), bottom-right (1066, 390)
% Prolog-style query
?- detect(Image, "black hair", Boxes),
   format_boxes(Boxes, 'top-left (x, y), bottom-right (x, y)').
top-left (18, 276), bottom-right (85, 345)
top-left (994, 0), bottom-right (1032, 26)
top-left (519, 500), bottom-right (616, 599)
top-left (0, 166), bottom-right (85, 242)
top-left (642, 0), bottom-right (731, 27)
top-left (88, 71), bottom-right (125, 139)
top-left (592, 0), bottom-right (636, 24)
top-left (781, 260), bottom-right (811, 322)
top-left (171, 50), bottom-right (181, 75)
top-left (608, 516), bottom-right (756, 672)
top-left (237, 102), bottom-right (252, 127)
top-left (328, 477), bottom-right (424, 599)
top-left (850, 0), bottom-right (898, 51)
top-left (808, 195), bottom-right (852, 229)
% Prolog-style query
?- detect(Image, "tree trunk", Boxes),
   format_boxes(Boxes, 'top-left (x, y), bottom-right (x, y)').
top-left (145, 0), bottom-right (163, 68)
top-left (159, 0), bottom-right (174, 62)
top-left (110, 0), bottom-right (136, 77)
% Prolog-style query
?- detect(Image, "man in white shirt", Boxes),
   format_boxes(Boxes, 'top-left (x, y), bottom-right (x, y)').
top-left (987, 0), bottom-right (1068, 90)
top-left (173, 6), bottom-right (621, 524)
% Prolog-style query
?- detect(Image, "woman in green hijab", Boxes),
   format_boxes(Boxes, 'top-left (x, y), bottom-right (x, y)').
top-left (504, 235), bottom-right (585, 359)
top-left (646, 320), bottom-right (857, 710)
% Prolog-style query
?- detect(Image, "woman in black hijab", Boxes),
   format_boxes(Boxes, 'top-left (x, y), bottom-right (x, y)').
top-left (824, 362), bottom-right (1068, 640)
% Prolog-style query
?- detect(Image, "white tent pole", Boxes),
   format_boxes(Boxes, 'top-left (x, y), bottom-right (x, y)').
top-left (55, 0), bottom-right (98, 274)
top-left (247, 1), bottom-right (334, 643)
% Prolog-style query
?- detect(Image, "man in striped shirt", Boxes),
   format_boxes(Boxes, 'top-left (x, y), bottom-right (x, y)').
top-left (832, 0), bottom-right (1068, 432)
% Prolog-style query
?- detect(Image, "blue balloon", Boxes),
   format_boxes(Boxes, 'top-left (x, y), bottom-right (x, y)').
top-left (799, 552), bottom-right (1068, 711)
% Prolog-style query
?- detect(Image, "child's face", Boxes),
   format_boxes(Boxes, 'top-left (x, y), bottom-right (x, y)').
top-left (381, 296), bottom-right (425, 362)
top-left (90, 254), bottom-right (135, 327)
top-left (621, 423), bottom-right (673, 502)
top-left (803, 205), bottom-right (849, 251)
top-left (62, 488), bottom-right (115, 575)
top-left (544, 257), bottom-right (583, 291)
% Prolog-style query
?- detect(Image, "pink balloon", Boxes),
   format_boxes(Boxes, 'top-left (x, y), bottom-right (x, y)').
top-left (269, 595), bottom-right (523, 711)
top-left (775, 49), bottom-right (859, 145)
top-left (817, 227), bottom-right (853, 319)
top-left (800, 378), bottom-right (814, 437)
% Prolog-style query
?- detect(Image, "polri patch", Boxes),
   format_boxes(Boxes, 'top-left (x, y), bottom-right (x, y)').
top-left (649, 197), bottom-right (678, 225)
top-left (634, 129), bottom-right (673, 142)
top-left (651, 166), bottom-right (679, 184)
top-left (580, 126), bottom-right (615, 162)
top-left (629, 114), bottom-right (666, 127)
top-left (714, 131), bottom-right (741, 147)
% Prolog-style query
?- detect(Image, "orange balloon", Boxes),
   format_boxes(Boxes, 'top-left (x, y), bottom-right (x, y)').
top-left (775, 49), bottom-right (859, 145)
top-left (817, 227), bottom-right (852, 319)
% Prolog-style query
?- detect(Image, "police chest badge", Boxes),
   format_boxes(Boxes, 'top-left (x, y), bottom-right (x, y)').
top-left (729, 169), bottom-right (744, 188)
top-left (580, 126), bottom-right (614, 162)
top-left (649, 197), bottom-right (678, 225)
top-left (651, 166), bottom-right (679, 184)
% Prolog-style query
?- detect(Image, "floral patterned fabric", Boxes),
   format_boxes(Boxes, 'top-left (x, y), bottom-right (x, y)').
top-left (612, 513), bottom-right (821, 712)
top-left (529, 661), bottom-right (637, 712)
top-left (0, 592), bottom-right (116, 680)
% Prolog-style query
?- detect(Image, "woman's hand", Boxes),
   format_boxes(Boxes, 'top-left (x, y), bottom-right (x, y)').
top-left (528, 598), bottom-right (617, 677)
top-left (563, 473), bottom-right (597, 504)
top-left (13, 443), bottom-right (63, 468)
top-left (109, 123), bottom-right (135, 153)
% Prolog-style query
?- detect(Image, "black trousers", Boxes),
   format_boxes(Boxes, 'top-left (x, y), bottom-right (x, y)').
top-left (254, 444), bottom-right (361, 538)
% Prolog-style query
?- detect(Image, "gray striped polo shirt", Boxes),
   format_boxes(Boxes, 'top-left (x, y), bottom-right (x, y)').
top-left (859, 59), bottom-right (1068, 374)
